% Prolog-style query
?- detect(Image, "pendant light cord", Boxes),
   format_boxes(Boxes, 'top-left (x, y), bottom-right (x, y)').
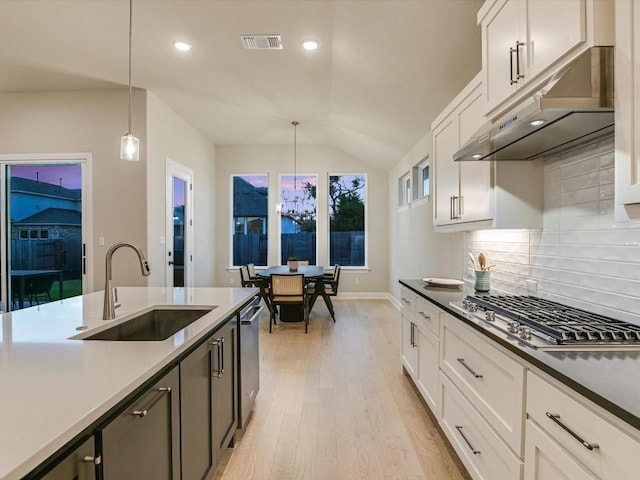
top-left (128, 0), bottom-right (133, 134)
top-left (292, 121), bottom-right (299, 191)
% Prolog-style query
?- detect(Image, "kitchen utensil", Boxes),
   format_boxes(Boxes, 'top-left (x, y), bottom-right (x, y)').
top-left (478, 252), bottom-right (486, 271)
top-left (468, 252), bottom-right (477, 271)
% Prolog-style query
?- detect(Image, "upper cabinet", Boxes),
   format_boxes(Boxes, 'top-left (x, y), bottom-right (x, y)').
top-left (479, 0), bottom-right (614, 118)
top-left (432, 73), bottom-right (544, 231)
top-left (615, 0), bottom-right (640, 220)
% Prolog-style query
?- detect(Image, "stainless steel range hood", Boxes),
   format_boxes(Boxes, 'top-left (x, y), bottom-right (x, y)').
top-left (454, 46), bottom-right (614, 162)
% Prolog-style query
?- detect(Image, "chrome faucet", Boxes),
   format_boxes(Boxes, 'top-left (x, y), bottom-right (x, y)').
top-left (103, 241), bottom-right (151, 320)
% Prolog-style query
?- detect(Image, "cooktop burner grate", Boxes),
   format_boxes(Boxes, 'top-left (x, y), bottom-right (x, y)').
top-left (465, 295), bottom-right (640, 344)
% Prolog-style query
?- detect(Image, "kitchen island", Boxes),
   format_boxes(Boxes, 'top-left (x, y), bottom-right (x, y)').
top-left (0, 286), bottom-right (257, 480)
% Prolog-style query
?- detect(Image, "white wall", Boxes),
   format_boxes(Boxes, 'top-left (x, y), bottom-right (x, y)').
top-left (215, 144), bottom-right (388, 293)
top-left (465, 136), bottom-right (640, 325)
top-left (0, 89), bottom-right (147, 290)
top-left (146, 92), bottom-right (216, 287)
top-left (387, 132), bottom-right (463, 301)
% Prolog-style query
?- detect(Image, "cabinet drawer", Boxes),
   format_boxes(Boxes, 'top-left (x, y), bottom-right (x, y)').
top-left (440, 374), bottom-right (523, 480)
top-left (400, 287), bottom-right (417, 317)
top-left (527, 371), bottom-right (640, 480)
top-left (441, 315), bottom-right (525, 454)
top-left (415, 296), bottom-right (440, 336)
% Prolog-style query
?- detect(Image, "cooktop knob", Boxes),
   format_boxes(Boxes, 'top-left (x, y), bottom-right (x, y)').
top-left (485, 311), bottom-right (496, 322)
top-left (508, 321), bottom-right (520, 333)
top-left (519, 326), bottom-right (532, 340)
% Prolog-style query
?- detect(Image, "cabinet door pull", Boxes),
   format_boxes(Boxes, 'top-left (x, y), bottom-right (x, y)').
top-left (418, 311), bottom-right (430, 320)
top-left (450, 195), bottom-right (455, 219)
top-left (131, 387), bottom-right (171, 417)
top-left (545, 412), bottom-right (599, 450)
top-left (509, 44), bottom-right (516, 84)
top-left (220, 337), bottom-right (225, 375)
top-left (410, 322), bottom-right (415, 347)
top-left (211, 338), bottom-right (223, 378)
top-left (401, 297), bottom-right (411, 305)
top-left (455, 425), bottom-right (481, 454)
top-left (515, 41), bottom-right (525, 81)
top-left (457, 358), bottom-right (483, 378)
top-left (82, 455), bottom-right (102, 465)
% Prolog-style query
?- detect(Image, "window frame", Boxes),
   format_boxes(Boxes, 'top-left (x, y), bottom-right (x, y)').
top-left (278, 172), bottom-right (318, 264)
top-left (327, 173), bottom-right (368, 269)
top-left (413, 155), bottom-right (430, 200)
top-left (230, 173), bottom-right (270, 268)
top-left (398, 171), bottom-right (411, 207)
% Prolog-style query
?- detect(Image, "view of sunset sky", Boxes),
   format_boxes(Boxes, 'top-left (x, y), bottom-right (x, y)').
top-left (10, 164), bottom-right (82, 189)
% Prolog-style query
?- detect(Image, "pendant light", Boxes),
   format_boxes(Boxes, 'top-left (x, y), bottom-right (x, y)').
top-left (275, 121), bottom-right (299, 215)
top-left (120, 0), bottom-right (140, 161)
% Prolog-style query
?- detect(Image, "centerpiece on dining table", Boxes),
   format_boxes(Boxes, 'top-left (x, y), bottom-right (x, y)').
top-left (287, 256), bottom-right (298, 272)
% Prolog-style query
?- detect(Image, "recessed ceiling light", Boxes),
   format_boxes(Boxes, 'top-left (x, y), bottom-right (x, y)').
top-left (530, 119), bottom-right (545, 126)
top-left (173, 40), bottom-right (192, 52)
top-left (302, 40), bottom-right (318, 51)
top-left (471, 154), bottom-right (483, 159)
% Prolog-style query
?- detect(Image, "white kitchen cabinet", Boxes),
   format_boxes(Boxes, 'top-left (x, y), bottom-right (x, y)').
top-left (415, 297), bottom-right (441, 413)
top-left (526, 371), bottom-right (640, 480)
top-left (440, 313), bottom-right (525, 455)
top-left (432, 72), bottom-right (544, 231)
top-left (440, 374), bottom-right (523, 480)
top-left (524, 419), bottom-right (597, 480)
top-left (479, 0), bottom-right (614, 117)
top-left (400, 287), bottom-right (418, 378)
top-left (615, 0), bottom-right (640, 220)
top-left (433, 73), bottom-right (492, 228)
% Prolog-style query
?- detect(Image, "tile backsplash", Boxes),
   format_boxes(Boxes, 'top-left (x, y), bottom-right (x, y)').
top-left (464, 135), bottom-right (640, 325)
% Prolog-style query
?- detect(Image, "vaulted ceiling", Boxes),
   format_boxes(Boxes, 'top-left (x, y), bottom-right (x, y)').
top-left (0, 0), bottom-right (482, 170)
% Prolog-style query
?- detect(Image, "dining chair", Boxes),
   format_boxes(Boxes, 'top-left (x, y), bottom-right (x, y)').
top-left (240, 265), bottom-right (274, 318)
top-left (307, 264), bottom-right (340, 322)
top-left (269, 274), bottom-right (308, 333)
top-left (25, 274), bottom-right (56, 305)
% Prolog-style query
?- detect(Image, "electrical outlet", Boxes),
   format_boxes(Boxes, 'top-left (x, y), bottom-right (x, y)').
top-left (526, 280), bottom-right (537, 294)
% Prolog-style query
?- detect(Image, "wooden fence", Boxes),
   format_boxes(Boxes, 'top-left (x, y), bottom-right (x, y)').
top-left (10, 239), bottom-right (82, 276)
top-left (233, 231), bottom-right (364, 266)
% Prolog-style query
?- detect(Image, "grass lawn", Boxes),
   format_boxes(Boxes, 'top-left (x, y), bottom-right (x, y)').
top-left (49, 279), bottom-right (83, 301)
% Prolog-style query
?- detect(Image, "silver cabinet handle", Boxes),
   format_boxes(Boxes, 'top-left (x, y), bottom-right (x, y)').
top-left (131, 387), bottom-right (171, 417)
top-left (82, 455), bottom-right (102, 465)
top-left (211, 337), bottom-right (225, 378)
top-left (455, 425), bottom-right (480, 454)
top-left (545, 412), bottom-right (599, 450)
top-left (401, 297), bottom-right (411, 305)
top-left (418, 311), bottom-right (430, 320)
top-left (457, 358), bottom-right (483, 378)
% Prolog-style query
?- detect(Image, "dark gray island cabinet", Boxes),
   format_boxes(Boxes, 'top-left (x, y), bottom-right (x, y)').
top-left (29, 314), bottom-right (241, 480)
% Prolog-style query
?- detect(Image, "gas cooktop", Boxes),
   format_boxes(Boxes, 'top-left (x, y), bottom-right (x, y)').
top-left (449, 295), bottom-right (640, 350)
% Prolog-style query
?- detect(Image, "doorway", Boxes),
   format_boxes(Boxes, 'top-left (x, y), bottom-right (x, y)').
top-left (0, 154), bottom-right (92, 312)
top-left (166, 158), bottom-right (193, 288)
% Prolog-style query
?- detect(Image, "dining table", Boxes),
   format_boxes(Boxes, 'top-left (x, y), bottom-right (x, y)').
top-left (258, 265), bottom-right (335, 322)
top-left (10, 269), bottom-right (64, 309)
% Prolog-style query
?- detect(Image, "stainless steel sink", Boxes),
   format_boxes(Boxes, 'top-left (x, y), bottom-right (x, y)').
top-left (82, 307), bottom-right (216, 341)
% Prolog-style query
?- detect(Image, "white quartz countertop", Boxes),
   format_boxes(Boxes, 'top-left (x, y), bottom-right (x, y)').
top-left (0, 286), bottom-right (257, 480)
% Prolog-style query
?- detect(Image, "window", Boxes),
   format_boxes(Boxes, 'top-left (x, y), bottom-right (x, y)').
top-left (280, 174), bottom-right (317, 264)
top-left (413, 156), bottom-right (430, 199)
top-left (232, 175), bottom-right (268, 266)
top-left (398, 172), bottom-right (411, 206)
top-left (328, 174), bottom-right (366, 267)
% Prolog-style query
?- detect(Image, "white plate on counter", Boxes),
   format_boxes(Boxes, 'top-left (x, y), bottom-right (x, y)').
top-left (423, 277), bottom-right (464, 288)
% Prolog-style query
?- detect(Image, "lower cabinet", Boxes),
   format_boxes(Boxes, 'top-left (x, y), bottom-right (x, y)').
top-left (524, 419), bottom-right (596, 480)
top-left (37, 436), bottom-right (97, 480)
top-left (440, 374), bottom-right (523, 480)
top-left (525, 371), bottom-right (640, 480)
top-left (97, 365), bottom-right (181, 480)
top-left (180, 316), bottom-right (238, 480)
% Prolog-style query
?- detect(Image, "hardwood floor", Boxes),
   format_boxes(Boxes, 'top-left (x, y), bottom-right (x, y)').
top-left (215, 299), bottom-right (471, 480)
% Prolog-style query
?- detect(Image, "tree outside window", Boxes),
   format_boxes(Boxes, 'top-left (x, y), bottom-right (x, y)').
top-left (280, 174), bottom-right (317, 263)
top-left (328, 174), bottom-right (366, 266)
top-left (232, 175), bottom-right (268, 266)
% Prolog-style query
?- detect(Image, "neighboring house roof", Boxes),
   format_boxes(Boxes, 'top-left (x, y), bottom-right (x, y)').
top-left (16, 207), bottom-right (81, 226)
top-left (233, 176), bottom-right (268, 217)
top-left (10, 177), bottom-right (81, 201)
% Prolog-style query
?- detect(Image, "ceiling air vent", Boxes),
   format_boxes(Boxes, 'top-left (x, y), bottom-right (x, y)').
top-left (240, 35), bottom-right (283, 50)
